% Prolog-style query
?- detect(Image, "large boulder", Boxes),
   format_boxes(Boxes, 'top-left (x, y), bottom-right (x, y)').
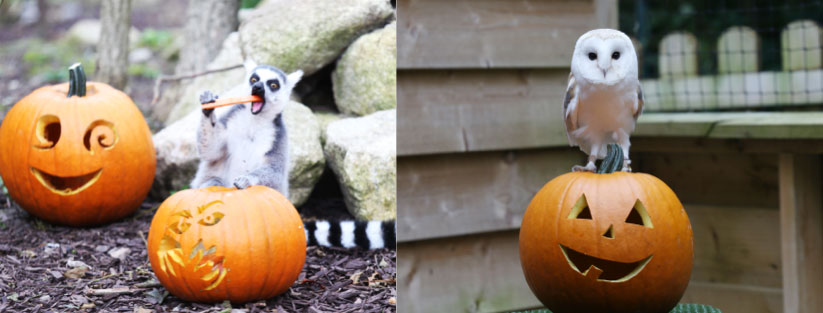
top-left (151, 101), bottom-right (324, 206)
top-left (165, 0), bottom-right (392, 124)
top-left (166, 32), bottom-right (246, 123)
top-left (240, 0), bottom-right (394, 76)
top-left (285, 103), bottom-right (326, 204)
top-left (65, 19), bottom-right (140, 47)
top-left (324, 109), bottom-right (396, 220)
top-left (314, 111), bottom-right (348, 145)
top-left (333, 21), bottom-right (396, 116)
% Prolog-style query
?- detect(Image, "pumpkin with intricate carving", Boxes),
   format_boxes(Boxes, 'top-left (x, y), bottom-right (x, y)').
top-left (0, 64), bottom-right (155, 226)
top-left (519, 145), bottom-right (693, 313)
top-left (147, 185), bottom-right (306, 303)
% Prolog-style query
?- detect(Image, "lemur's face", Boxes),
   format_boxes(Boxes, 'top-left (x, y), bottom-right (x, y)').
top-left (246, 64), bottom-right (303, 116)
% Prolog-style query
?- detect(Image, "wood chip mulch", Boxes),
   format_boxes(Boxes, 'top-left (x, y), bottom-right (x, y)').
top-left (0, 197), bottom-right (396, 312)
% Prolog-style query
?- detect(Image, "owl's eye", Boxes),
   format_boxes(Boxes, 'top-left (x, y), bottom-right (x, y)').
top-left (612, 52), bottom-right (621, 60)
top-left (588, 52), bottom-right (597, 60)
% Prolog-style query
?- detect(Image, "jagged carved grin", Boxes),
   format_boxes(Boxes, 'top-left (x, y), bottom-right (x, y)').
top-left (30, 167), bottom-right (102, 195)
top-left (559, 244), bottom-right (652, 282)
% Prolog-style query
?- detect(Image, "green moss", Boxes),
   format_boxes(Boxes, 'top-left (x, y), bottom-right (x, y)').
top-left (139, 28), bottom-right (174, 50)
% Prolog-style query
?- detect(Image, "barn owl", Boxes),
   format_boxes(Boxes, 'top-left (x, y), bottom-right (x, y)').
top-left (564, 29), bottom-right (643, 172)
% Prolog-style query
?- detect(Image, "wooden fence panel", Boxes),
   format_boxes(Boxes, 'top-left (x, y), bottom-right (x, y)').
top-left (397, 148), bottom-right (583, 242)
top-left (398, 69), bottom-right (570, 156)
top-left (397, 0), bottom-right (617, 69)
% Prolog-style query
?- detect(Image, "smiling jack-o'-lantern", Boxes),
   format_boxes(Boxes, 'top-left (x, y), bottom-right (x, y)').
top-left (0, 64), bottom-right (155, 226)
top-left (147, 186), bottom-right (306, 303)
top-left (520, 145), bottom-right (693, 313)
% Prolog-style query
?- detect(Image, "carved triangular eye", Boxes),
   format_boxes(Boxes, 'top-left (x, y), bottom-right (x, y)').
top-left (567, 194), bottom-right (592, 220)
top-left (626, 199), bottom-right (653, 228)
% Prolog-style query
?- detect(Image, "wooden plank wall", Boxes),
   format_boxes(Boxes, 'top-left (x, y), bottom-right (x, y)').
top-left (396, 1), bottom-right (798, 312)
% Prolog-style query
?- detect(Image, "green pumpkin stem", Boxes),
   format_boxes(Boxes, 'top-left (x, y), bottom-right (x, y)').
top-left (596, 144), bottom-right (624, 174)
top-left (67, 63), bottom-right (87, 98)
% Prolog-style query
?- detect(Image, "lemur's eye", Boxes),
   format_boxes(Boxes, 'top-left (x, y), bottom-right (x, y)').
top-left (612, 51), bottom-right (620, 60)
top-left (588, 52), bottom-right (597, 60)
top-left (270, 82), bottom-right (278, 90)
top-left (250, 77), bottom-right (258, 83)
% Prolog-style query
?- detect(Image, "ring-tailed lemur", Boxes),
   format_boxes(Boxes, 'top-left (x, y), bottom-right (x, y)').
top-left (191, 60), bottom-right (395, 250)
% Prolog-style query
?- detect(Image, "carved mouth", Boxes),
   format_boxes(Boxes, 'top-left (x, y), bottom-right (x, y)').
top-left (30, 167), bottom-right (102, 195)
top-left (559, 244), bottom-right (652, 282)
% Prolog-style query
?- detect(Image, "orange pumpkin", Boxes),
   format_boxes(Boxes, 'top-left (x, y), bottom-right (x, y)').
top-left (0, 64), bottom-right (155, 226)
top-left (147, 185), bottom-right (306, 303)
top-left (519, 145), bottom-right (693, 313)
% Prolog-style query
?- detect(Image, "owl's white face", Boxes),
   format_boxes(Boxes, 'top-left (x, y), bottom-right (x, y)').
top-left (571, 29), bottom-right (638, 86)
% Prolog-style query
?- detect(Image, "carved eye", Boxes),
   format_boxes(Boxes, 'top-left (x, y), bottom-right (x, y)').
top-left (198, 212), bottom-right (224, 226)
top-left (612, 51), bottom-right (621, 60)
top-left (625, 199), bottom-right (653, 228)
top-left (588, 52), bottom-right (597, 61)
top-left (34, 115), bottom-right (61, 149)
top-left (567, 194), bottom-right (592, 220)
top-left (83, 120), bottom-right (117, 153)
top-left (250, 76), bottom-right (258, 83)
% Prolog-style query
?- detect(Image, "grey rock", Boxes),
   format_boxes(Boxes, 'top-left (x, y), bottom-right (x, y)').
top-left (166, 32), bottom-right (246, 124)
top-left (324, 109), bottom-right (396, 220)
top-left (333, 21), bottom-right (396, 116)
top-left (240, 0), bottom-right (394, 76)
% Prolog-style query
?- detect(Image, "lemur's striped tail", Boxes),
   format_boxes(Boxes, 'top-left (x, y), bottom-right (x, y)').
top-left (304, 220), bottom-right (396, 250)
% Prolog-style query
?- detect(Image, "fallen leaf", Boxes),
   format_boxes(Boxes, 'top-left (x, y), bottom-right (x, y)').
top-left (81, 303), bottom-right (96, 310)
top-left (379, 258), bottom-right (388, 268)
top-left (65, 266), bottom-right (89, 279)
top-left (66, 259), bottom-right (92, 270)
top-left (43, 243), bottom-right (60, 255)
top-left (38, 294), bottom-right (51, 303)
top-left (19, 250), bottom-right (35, 258)
top-left (350, 271), bottom-right (362, 284)
top-left (107, 247), bottom-right (131, 260)
top-left (388, 297), bottom-right (396, 305)
top-left (144, 288), bottom-right (168, 305)
top-left (133, 307), bottom-right (151, 313)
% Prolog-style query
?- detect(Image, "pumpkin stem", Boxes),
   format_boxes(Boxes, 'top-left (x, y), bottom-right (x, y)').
top-left (596, 144), bottom-right (623, 174)
top-left (67, 63), bottom-right (87, 98)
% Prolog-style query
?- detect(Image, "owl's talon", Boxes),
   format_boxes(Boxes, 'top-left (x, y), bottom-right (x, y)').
top-left (572, 163), bottom-right (596, 172)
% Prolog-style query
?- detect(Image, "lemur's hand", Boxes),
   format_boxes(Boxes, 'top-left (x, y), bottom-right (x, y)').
top-left (233, 175), bottom-right (258, 189)
top-left (200, 90), bottom-right (218, 117)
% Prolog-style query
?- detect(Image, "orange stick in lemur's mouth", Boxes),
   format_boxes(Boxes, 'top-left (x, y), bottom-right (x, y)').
top-left (200, 95), bottom-right (264, 110)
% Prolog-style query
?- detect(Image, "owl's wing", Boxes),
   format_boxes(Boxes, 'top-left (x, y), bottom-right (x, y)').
top-left (563, 72), bottom-right (579, 146)
top-left (634, 83), bottom-right (644, 121)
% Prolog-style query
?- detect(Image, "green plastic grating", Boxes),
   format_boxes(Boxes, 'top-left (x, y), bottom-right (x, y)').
top-left (512, 304), bottom-right (722, 313)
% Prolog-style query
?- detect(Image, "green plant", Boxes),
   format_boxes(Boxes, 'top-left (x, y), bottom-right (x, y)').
top-left (139, 29), bottom-right (174, 50)
top-left (241, 0), bottom-right (262, 9)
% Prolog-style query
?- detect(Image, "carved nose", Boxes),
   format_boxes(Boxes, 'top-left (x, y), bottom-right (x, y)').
top-left (602, 224), bottom-right (614, 239)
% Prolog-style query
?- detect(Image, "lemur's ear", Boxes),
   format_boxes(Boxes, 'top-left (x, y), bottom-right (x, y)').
top-left (243, 59), bottom-right (258, 73)
top-left (287, 70), bottom-right (304, 88)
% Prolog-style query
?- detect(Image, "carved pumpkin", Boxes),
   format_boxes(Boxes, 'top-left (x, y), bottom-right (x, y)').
top-left (0, 64), bottom-right (155, 226)
top-left (519, 145), bottom-right (693, 313)
top-left (147, 185), bottom-right (306, 303)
